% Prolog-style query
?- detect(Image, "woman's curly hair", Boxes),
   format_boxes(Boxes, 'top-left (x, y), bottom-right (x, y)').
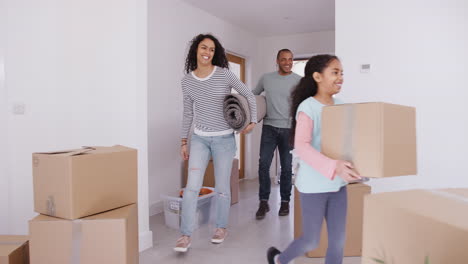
top-left (184, 34), bottom-right (229, 74)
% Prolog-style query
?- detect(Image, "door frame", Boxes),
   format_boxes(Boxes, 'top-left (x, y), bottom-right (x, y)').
top-left (226, 53), bottom-right (246, 179)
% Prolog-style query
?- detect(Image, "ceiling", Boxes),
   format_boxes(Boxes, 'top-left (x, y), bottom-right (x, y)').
top-left (180, 0), bottom-right (335, 37)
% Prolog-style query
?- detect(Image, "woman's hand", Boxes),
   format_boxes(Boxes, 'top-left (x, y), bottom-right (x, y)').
top-left (335, 160), bottom-right (361, 183)
top-left (240, 122), bottom-right (256, 134)
top-left (181, 145), bottom-right (189, 160)
top-left (180, 140), bottom-right (189, 160)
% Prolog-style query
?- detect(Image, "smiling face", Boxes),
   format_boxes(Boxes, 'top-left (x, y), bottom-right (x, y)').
top-left (277, 50), bottom-right (293, 75)
top-left (313, 59), bottom-right (344, 95)
top-left (196, 38), bottom-right (215, 67)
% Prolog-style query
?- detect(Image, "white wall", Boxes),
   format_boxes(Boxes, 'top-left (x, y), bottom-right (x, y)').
top-left (3, 0), bottom-right (152, 251)
top-left (336, 0), bottom-right (468, 192)
top-left (257, 31), bottom-right (335, 73)
top-left (0, 0), bottom-right (8, 235)
top-left (147, 0), bottom-right (262, 216)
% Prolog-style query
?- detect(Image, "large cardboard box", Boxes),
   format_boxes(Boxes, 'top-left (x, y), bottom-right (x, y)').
top-left (322, 102), bottom-right (417, 178)
top-left (29, 204), bottom-right (138, 264)
top-left (362, 188), bottom-right (468, 264)
top-left (183, 159), bottom-right (239, 205)
top-left (0, 235), bottom-right (29, 264)
top-left (32, 145), bottom-right (137, 219)
top-left (294, 183), bottom-right (371, 257)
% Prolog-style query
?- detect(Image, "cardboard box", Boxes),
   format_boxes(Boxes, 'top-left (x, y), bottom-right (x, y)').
top-left (322, 102), bottom-right (417, 178)
top-left (230, 159), bottom-right (240, 205)
top-left (183, 159), bottom-right (239, 205)
top-left (0, 235), bottom-right (29, 264)
top-left (362, 188), bottom-right (468, 264)
top-left (32, 145), bottom-right (137, 219)
top-left (294, 183), bottom-right (371, 257)
top-left (29, 204), bottom-right (138, 264)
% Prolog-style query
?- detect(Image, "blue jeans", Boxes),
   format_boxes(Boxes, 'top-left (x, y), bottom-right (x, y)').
top-left (279, 186), bottom-right (348, 264)
top-left (258, 125), bottom-right (292, 201)
top-left (180, 133), bottom-right (236, 236)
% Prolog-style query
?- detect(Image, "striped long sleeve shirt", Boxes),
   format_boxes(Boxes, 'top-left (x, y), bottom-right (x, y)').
top-left (181, 66), bottom-right (257, 138)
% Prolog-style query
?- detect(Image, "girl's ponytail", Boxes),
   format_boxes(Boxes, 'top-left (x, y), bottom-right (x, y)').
top-left (289, 76), bottom-right (318, 146)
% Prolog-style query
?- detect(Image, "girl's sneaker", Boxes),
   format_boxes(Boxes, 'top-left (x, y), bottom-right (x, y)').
top-left (267, 247), bottom-right (281, 264)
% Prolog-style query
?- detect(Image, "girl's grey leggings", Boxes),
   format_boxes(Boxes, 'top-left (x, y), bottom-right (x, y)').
top-left (279, 186), bottom-right (347, 264)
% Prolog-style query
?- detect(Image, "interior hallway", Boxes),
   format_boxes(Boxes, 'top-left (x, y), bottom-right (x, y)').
top-left (140, 179), bottom-right (361, 264)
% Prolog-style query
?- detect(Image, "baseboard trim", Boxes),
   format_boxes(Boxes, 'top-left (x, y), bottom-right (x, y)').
top-left (139, 230), bottom-right (153, 252)
top-left (150, 200), bottom-right (164, 216)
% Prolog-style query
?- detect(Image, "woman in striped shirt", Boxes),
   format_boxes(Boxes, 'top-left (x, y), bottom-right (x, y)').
top-left (174, 34), bottom-right (257, 252)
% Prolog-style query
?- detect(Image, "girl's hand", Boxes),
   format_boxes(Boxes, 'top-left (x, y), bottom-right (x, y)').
top-left (240, 122), bottom-right (256, 134)
top-left (335, 160), bottom-right (361, 183)
top-left (181, 145), bottom-right (189, 160)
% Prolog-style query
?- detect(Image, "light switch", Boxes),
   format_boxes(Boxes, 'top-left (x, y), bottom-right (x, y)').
top-left (360, 64), bottom-right (371, 73)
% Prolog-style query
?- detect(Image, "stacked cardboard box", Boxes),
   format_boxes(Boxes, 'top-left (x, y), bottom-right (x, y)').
top-left (0, 235), bottom-right (29, 264)
top-left (183, 158), bottom-right (240, 205)
top-left (29, 145), bottom-right (139, 264)
top-left (362, 188), bottom-right (468, 264)
top-left (29, 205), bottom-right (138, 264)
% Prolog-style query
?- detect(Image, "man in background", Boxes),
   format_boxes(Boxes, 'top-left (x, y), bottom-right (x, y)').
top-left (253, 49), bottom-right (301, 220)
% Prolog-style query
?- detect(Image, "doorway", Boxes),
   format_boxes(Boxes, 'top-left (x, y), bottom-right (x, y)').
top-left (226, 53), bottom-right (246, 180)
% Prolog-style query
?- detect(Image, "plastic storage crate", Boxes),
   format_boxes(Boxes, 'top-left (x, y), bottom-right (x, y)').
top-left (161, 187), bottom-right (215, 230)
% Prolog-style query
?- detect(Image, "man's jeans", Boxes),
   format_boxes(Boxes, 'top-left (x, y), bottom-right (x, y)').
top-left (181, 133), bottom-right (236, 236)
top-left (258, 125), bottom-right (293, 202)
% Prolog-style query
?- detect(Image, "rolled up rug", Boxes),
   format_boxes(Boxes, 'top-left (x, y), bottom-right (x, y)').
top-left (223, 94), bottom-right (266, 132)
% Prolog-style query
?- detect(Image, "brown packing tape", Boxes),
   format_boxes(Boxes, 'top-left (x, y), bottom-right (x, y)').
top-left (342, 104), bottom-right (369, 183)
top-left (33, 146), bottom-right (95, 167)
top-left (80, 146), bottom-right (96, 150)
top-left (46, 195), bottom-right (56, 216)
top-left (35, 146), bottom-right (94, 155)
top-left (342, 104), bottom-right (355, 162)
top-left (67, 147), bottom-right (95, 156)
